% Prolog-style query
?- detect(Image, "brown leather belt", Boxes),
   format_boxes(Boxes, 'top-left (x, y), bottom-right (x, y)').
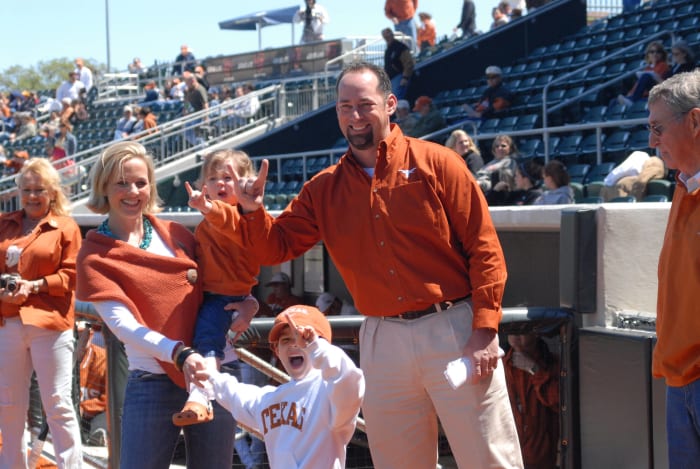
top-left (388, 295), bottom-right (470, 320)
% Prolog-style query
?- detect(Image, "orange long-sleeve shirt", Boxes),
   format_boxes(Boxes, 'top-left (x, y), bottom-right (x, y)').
top-left (238, 125), bottom-right (506, 328)
top-left (385, 0), bottom-right (418, 22)
top-left (0, 210), bottom-right (81, 331)
top-left (653, 177), bottom-right (700, 387)
top-left (417, 19), bottom-right (436, 48)
top-left (197, 200), bottom-right (260, 295)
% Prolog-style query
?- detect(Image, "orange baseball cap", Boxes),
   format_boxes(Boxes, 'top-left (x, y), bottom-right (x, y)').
top-left (268, 305), bottom-right (332, 344)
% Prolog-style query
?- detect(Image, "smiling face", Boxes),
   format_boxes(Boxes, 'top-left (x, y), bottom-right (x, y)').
top-left (106, 157), bottom-right (151, 222)
top-left (274, 326), bottom-right (313, 380)
top-left (19, 171), bottom-right (52, 220)
top-left (336, 69), bottom-right (396, 164)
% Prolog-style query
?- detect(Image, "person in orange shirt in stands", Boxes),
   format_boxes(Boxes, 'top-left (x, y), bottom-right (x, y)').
top-left (223, 61), bottom-right (523, 468)
top-left (263, 272), bottom-right (303, 315)
top-left (385, 0), bottom-right (418, 48)
top-left (417, 12), bottom-right (436, 52)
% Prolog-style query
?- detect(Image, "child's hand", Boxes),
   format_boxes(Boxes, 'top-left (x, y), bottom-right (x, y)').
top-left (185, 181), bottom-right (212, 214)
top-left (285, 312), bottom-right (317, 347)
top-left (182, 352), bottom-right (208, 388)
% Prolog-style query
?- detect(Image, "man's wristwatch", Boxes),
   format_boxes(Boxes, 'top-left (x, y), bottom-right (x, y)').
top-left (32, 280), bottom-right (40, 294)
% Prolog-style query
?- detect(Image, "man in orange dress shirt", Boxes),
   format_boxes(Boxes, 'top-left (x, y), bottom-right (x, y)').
top-left (228, 61), bottom-right (523, 468)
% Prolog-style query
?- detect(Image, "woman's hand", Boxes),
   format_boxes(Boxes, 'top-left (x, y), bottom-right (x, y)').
top-left (0, 278), bottom-right (31, 305)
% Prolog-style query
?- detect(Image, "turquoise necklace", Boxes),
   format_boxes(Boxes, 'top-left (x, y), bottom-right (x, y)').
top-left (98, 217), bottom-right (153, 250)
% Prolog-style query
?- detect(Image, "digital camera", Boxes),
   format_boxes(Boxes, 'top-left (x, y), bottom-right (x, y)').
top-left (0, 273), bottom-right (21, 292)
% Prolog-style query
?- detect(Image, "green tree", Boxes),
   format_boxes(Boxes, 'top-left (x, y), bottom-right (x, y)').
top-left (0, 58), bottom-right (107, 94)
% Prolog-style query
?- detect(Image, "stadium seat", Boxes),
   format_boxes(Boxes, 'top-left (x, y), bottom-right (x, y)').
top-left (641, 194), bottom-right (668, 202)
top-left (555, 134), bottom-right (583, 159)
top-left (579, 196), bottom-right (603, 204)
top-left (570, 182), bottom-right (584, 203)
top-left (498, 116), bottom-right (519, 133)
top-left (579, 133), bottom-right (605, 166)
top-left (515, 114), bottom-right (539, 131)
top-left (646, 179), bottom-right (675, 200)
top-left (518, 139), bottom-right (542, 157)
top-left (479, 118), bottom-right (500, 134)
top-left (584, 162), bottom-right (616, 184)
top-left (628, 129), bottom-right (651, 153)
top-left (624, 100), bottom-right (648, 120)
top-left (567, 164), bottom-right (591, 184)
top-left (581, 105), bottom-right (607, 123)
top-left (609, 196), bottom-right (636, 203)
top-left (584, 65), bottom-right (607, 86)
top-left (606, 103), bottom-right (627, 122)
top-left (602, 130), bottom-right (631, 162)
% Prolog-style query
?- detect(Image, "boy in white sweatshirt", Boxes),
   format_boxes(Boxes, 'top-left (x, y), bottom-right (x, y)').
top-left (195, 305), bottom-right (365, 468)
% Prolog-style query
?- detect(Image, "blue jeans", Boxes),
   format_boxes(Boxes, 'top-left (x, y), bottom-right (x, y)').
top-left (120, 370), bottom-right (235, 469)
top-left (391, 74), bottom-right (410, 100)
top-left (394, 18), bottom-right (417, 49)
top-left (193, 293), bottom-right (247, 360)
top-left (667, 380), bottom-right (700, 468)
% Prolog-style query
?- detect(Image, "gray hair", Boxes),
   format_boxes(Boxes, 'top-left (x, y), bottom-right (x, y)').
top-left (648, 69), bottom-right (700, 114)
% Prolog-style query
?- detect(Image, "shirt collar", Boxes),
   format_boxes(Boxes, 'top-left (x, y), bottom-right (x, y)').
top-left (679, 169), bottom-right (700, 193)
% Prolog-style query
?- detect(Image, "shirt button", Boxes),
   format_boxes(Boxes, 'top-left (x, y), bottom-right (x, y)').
top-left (373, 188), bottom-right (378, 193)
top-left (379, 241), bottom-right (385, 247)
top-left (397, 296), bottom-right (403, 301)
top-left (375, 214), bottom-right (380, 219)
top-left (389, 269), bottom-right (395, 275)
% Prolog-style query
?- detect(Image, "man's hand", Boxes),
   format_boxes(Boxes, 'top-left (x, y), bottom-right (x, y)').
top-left (182, 352), bottom-right (208, 388)
top-left (462, 328), bottom-right (500, 383)
top-left (229, 159), bottom-right (269, 214)
top-left (185, 181), bottom-right (212, 214)
top-left (226, 297), bottom-right (260, 343)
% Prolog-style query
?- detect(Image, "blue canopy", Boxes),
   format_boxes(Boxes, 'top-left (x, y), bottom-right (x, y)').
top-left (219, 6), bottom-right (299, 49)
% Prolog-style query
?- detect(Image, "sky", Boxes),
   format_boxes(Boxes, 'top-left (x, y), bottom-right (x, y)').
top-left (1, 1), bottom-right (494, 73)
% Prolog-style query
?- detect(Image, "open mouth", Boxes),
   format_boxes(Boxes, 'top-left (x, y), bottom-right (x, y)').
top-left (289, 355), bottom-right (305, 369)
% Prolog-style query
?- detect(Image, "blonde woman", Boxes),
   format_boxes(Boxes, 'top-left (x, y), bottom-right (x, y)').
top-left (0, 158), bottom-right (83, 468)
top-left (445, 129), bottom-right (484, 175)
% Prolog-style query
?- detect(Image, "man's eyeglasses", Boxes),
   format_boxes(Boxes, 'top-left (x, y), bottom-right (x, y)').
top-left (646, 113), bottom-right (687, 137)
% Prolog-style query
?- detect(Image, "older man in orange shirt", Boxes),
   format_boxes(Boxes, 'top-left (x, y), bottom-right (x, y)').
top-left (228, 61), bottom-right (522, 467)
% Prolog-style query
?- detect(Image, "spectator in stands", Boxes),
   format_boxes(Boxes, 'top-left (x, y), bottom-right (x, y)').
top-left (490, 6), bottom-right (510, 30)
top-left (534, 160), bottom-right (574, 204)
top-left (167, 77), bottom-right (186, 101)
top-left (17, 90), bottom-right (37, 114)
top-left (59, 97), bottom-right (75, 128)
top-left (142, 80), bottom-right (161, 102)
top-left (445, 129), bottom-right (484, 175)
top-left (384, 0), bottom-right (418, 49)
top-left (56, 71), bottom-right (85, 103)
top-left (599, 151), bottom-right (666, 202)
top-left (382, 28), bottom-right (415, 100)
top-left (0, 93), bottom-right (11, 125)
top-left (670, 40), bottom-right (697, 77)
top-left (464, 65), bottom-right (514, 119)
top-left (132, 106), bottom-right (158, 137)
top-left (455, 0), bottom-right (477, 39)
top-left (184, 73), bottom-right (208, 147)
top-left (264, 272), bottom-right (303, 316)
top-left (501, 0), bottom-right (526, 18)
top-left (4, 149), bottom-right (28, 176)
top-left (74, 58), bottom-right (94, 92)
top-left (504, 332), bottom-right (560, 469)
top-left (294, 0), bottom-right (330, 44)
top-left (417, 12), bottom-right (436, 52)
top-left (393, 99), bottom-right (419, 135)
top-left (9, 112), bottom-right (37, 143)
top-left (128, 57), bottom-right (145, 75)
top-left (476, 134), bottom-right (519, 194)
top-left (51, 122), bottom-right (78, 181)
top-left (617, 41), bottom-right (670, 107)
top-left (194, 64), bottom-right (210, 91)
top-left (406, 95), bottom-right (446, 137)
top-left (316, 292), bottom-right (360, 316)
top-left (507, 159), bottom-right (543, 205)
top-left (0, 158), bottom-right (84, 468)
top-left (649, 69), bottom-right (700, 469)
top-left (71, 97), bottom-right (89, 125)
top-left (114, 105), bottom-right (137, 140)
top-left (229, 84), bottom-right (260, 126)
top-left (77, 141), bottom-right (236, 469)
top-left (173, 44), bottom-right (197, 75)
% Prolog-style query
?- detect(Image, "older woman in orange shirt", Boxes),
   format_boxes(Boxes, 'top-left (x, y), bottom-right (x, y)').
top-left (0, 158), bottom-right (83, 468)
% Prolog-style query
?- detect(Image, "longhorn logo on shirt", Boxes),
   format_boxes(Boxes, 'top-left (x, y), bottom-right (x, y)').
top-left (260, 401), bottom-right (306, 434)
top-left (398, 168), bottom-right (416, 178)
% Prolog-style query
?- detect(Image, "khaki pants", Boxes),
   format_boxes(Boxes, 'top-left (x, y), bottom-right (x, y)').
top-left (360, 303), bottom-right (523, 468)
